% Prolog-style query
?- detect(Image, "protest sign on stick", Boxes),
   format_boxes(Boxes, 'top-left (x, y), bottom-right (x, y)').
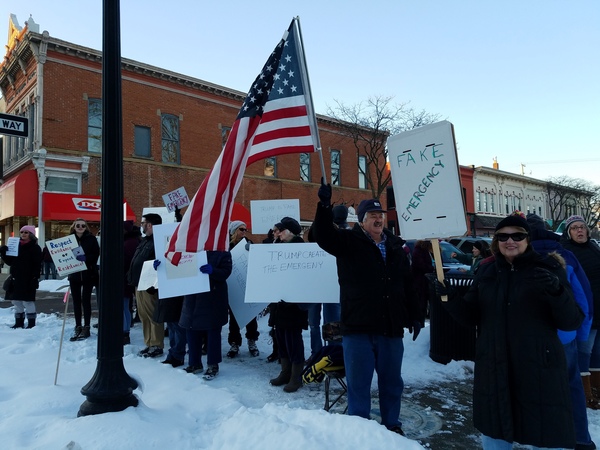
top-left (388, 121), bottom-right (467, 300)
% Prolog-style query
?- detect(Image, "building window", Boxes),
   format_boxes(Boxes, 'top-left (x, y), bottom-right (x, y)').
top-left (331, 150), bottom-right (340, 186)
top-left (45, 176), bottom-right (79, 193)
top-left (358, 155), bottom-right (367, 189)
top-left (88, 98), bottom-right (102, 153)
top-left (300, 153), bottom-right (310, 182)
top-left (264, 157), bottom-right (276, 177)
top-left (161, 114), bottom-right (180, 163)
top-left (483, 192), bottom-right (488, 212)
top-left (221, 126), bottom-right (231, 149)
top-left (476, 192), bottom-right (481, 211)
top-left (490, 194), bottom-right (495, 213)
top-left (134, 126), bottom-right (151, 157)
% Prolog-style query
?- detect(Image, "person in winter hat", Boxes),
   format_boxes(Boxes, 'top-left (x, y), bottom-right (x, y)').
top-left (225, 220), bottom-right (260, 358)
top-left (312, 180), bottom-right (422, 436)
top-left (268, 216), bottom-right (308, 393)
top-left (526, 213), bottom-right (596, 448)
top-left (0, 225), bottom-right (42, 329)
top-left (436, 210), bottom-right (584, 448)
top-left (561, 215), bottom-right (600, 419)
top-left (332, 205), bottom-right (351, 230)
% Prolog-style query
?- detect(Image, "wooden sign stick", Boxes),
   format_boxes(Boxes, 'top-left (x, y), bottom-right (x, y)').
top-left (431, 238), bottom-right (448, 302)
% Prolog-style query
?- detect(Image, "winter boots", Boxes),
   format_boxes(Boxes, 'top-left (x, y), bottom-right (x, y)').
top-left (26, 313), bottom-right (36, 329)
top-left (248, 339), bottom-right (259, 357)
top-left (226, 343), bottom-right (240, 358)
top-left (283, 363), bottom-right (304, 393)
top-left (70, 325), bottom-right (91, 341)
top-left (10, 313), bottom-right (25, 329)
top-left (270, 358), bottom-right (291, 386)
top-left (582, 374), bottom-right (600, 410)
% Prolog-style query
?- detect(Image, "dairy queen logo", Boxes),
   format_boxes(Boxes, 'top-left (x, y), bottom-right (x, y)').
top-left (72, 198), bottom-right (101, 211)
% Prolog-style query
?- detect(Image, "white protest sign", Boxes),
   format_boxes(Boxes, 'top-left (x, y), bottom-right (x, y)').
top-left (6, 237), bottom-right (20, 256)
top-left (137, 260), bottom-right (158, 291)
top-left (250, 199), bottom-right (300, 234)
top-left (387, 120), bottom-right (467, 240)
top-left (227, 239), bottom-right (268, 327)
top-left (152, 223), bottom-right (209, 298)
top-left (245, 242), bottom-right (339, 303)
top-left (162, 187), bottom-right (190, 213)
top-left (45, 235), bottom-right (87, 277)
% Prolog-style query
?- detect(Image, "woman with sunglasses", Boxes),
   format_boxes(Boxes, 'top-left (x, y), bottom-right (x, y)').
top-left (67, 219), bottom-right (100, 341)
top-left (436, 211), bottom-right (584, 449)
top-left (0, 225), bottom-right (42, 328)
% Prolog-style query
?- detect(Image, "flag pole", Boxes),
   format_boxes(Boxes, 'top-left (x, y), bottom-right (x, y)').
top-left (293, 16), bottom-right (328, 184)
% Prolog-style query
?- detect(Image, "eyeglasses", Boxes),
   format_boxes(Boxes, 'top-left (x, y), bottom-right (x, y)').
top-left (238, 228), bottom-right (247, 232)
top-left (496, 232), bottom-right (528, 242)
top-left (75, 224), bottom-right (87, 229)
top-left (571, 225), bottom-right (587, 231)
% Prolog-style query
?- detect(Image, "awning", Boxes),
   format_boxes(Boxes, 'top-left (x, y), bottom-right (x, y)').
top-left (42, 192), bottom-right (136, 222)
top-left (0, 170), bottom-right (38, 221)
top-left (474, 214), bottom-right (504, 230)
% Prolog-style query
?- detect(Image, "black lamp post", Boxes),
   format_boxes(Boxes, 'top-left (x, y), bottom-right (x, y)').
top-left (78, 0), bottom-right (138, 416)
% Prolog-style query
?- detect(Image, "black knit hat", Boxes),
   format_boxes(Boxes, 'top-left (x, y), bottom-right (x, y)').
top-left (526, 213), bottom-right (546, 232)
top-left (495, 211), bottom-right (530, 233)
top-left (276, 217), bottom-right (301, 235)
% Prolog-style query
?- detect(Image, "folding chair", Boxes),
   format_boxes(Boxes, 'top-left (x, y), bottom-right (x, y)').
top-left (321, 322), bottom-right (347, 413)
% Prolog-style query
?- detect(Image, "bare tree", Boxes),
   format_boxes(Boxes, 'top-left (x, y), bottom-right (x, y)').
top-left (546, 176), bottom-right (600, 232)
top-left (326, 96), bottom-right (440, 200)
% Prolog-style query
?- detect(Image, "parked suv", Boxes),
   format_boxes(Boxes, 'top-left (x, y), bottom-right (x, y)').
top-left (448, 236), bottom-right (492, 255)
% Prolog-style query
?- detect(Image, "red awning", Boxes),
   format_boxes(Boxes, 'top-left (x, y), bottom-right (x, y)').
top-left (42, 193), bottom-right (136, 222)
top-left (0, 170), bottom-right (38, 221)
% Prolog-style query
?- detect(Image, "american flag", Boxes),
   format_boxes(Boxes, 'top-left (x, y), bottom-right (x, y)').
top-left (166, 18), bottom-right (318, 264)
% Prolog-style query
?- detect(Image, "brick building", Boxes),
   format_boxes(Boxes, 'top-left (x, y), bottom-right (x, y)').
top-left (0, 15), bottom-right (375, 245)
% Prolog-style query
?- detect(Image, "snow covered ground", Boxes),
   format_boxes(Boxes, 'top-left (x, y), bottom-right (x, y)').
top-left (1, 279), bottom-right (599, 449)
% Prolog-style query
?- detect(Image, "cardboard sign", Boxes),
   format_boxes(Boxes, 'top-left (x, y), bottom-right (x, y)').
top-left (226, 239), bottom-right (268, 327)
top-left (387, 121), bottom-right (467, 240)
top-left (250, 199), bottom-right (300, 234)
top-left (45, 235), bottom-right (87, 277)
top-left (137, 260), bottom-right (158, 291)
top-left (245, 242), bottom-right (339, 303)
top-left (6, 237), bottom-right (19, 257)
top-left (152, 223), bottom-right (209, 298)
top-left (162, 187), bottom-right (190, 213)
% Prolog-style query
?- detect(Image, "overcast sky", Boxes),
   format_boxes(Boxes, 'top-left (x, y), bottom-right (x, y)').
top-left (3, 1), bottom-right (599, 184)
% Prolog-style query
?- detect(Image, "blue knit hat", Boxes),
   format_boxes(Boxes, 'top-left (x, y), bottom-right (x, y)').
top-left (565, 215), bottom-right (585, 232)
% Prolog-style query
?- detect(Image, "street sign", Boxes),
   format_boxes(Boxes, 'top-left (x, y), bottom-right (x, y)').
top-left (0, 112), bottom-right (28, 138)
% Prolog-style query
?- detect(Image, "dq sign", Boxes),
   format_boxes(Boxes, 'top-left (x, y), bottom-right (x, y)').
top-left (72, 198), bottom-right (101, 212)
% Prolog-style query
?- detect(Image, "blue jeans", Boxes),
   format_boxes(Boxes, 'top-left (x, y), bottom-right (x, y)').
top-left (167, 321), bottom-right (187, 362)
top-left (342, 333), bottom-right (404, 429)
top-left (481, 435), bottom-right (567, 449)
top-left (578, 328), bottom-right (600, 372)
top-left (308, 304), bottom-right (323, 356)
top-left (563, 340), bottom-right (593, 446)
top-left (43, 261), bottom-right (57, 280)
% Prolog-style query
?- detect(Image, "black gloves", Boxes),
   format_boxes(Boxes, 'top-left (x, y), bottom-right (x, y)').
top-left (408, 320), bottom-right (422, 341)
top-left (534, 267), bottom-right (560, 294)
top-left (0, 245), bottom-right (8, 255)
top-left (146, 286), bottom-right (157, 295)
top-left (318, 177), bottom-right (332, 207)
top-left (434, 279), bottom-right (455, 298)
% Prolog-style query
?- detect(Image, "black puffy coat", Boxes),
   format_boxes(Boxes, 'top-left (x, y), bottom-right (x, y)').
top-left (267, 235), bottom-right (309, 330)
top-left (1, 238), bottom-right (42, 301)
top-left (67, 231), bottom-right (99, 285)
top-left (445, 249), bottom-right (583, 448)
top-left (312, 203), bottom-right (421, 337)
top-left (179, 251), bottom-right (232, 330)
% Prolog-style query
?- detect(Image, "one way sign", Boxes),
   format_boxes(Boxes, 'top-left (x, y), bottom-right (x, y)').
top-left (0, 112), bottom-right (28, 138)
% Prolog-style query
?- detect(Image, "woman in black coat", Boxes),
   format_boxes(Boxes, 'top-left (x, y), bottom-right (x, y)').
top-left (268, 217), bottom-right (309, 393)
top-left (0, 225), bottom-right (42, 328)
top-left (67, 219), bottom-right (100, 341)
top-left (179, 250), bottom-right (232, 380)
top-left (440, 213), bottom-right (584, 449)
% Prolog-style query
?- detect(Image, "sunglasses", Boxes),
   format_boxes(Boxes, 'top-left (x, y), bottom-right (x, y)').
top-left (75, 224), bottom-right (87, 229)
top-left (496, 232), bottom-right (528, 242)
top-left (238, 228), bottom-right (247, 232)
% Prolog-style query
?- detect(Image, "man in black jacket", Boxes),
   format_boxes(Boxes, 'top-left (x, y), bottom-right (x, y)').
top-left (312, 180), bottom-right (422, 436)
top-left (127, 213), bottom-right (163, 358)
